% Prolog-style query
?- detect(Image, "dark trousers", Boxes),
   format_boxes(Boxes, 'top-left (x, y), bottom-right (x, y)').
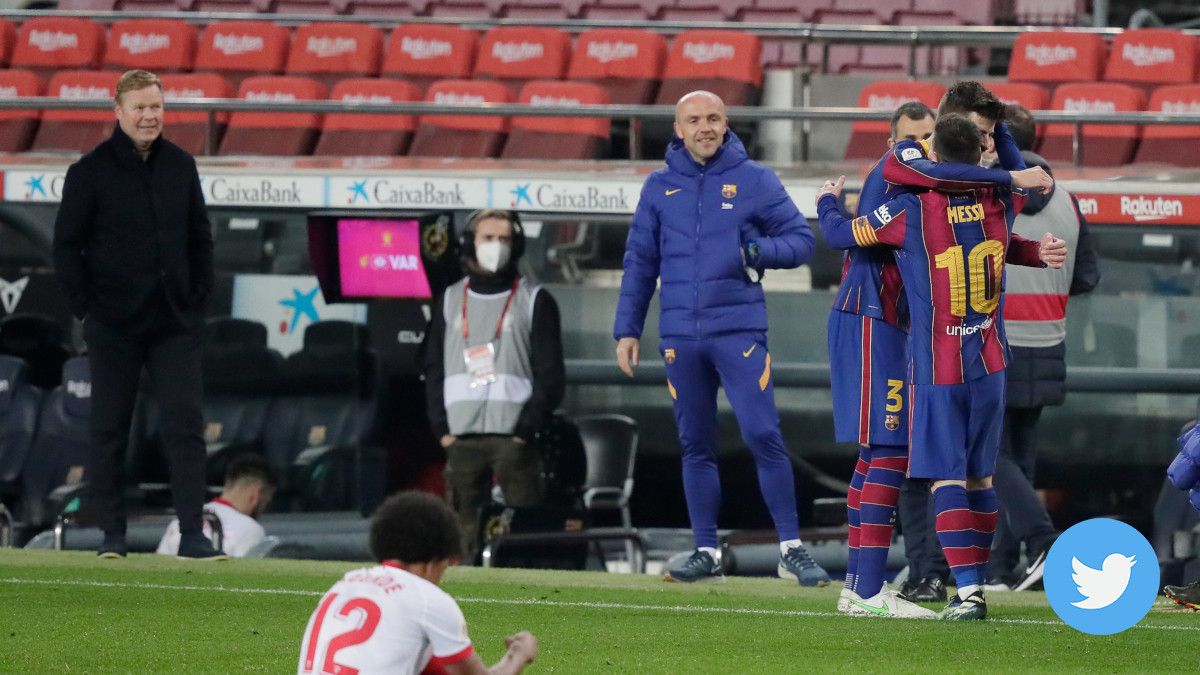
top-left (85, 318), bottom-right (206, 536)
top-left (989, 405), bottom-right (1057, 577)
top-left (899, 477), bottom-right (948, 581)
top-left (444, 435), bottom-right (543, 562)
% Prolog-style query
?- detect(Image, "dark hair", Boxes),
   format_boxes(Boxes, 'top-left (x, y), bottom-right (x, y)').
top-left (938, 81), bottom-right (1005, 123)
top-left (890, 101), bottom-right (934, 139)
top-left (933, 113), bottom-right (983, 166)
top-left (369, 491), bottom-right (463, 564)
top-left (225, 453), bottom-right (276, 488)
top-left (1005, 104), bottom-right (1037, 152)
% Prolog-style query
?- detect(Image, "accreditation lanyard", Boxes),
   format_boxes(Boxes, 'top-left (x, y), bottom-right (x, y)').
top-left (462, 279), bottom-right (519, 388)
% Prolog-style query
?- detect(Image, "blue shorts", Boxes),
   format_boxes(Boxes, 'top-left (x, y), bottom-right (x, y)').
top-left (908, 370), bottom-right (1006, 480)
top-left (827, 311), bottom-right (909, 447)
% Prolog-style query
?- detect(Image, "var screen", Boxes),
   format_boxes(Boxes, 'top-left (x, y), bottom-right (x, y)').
top-left (337, 218), bottom-right (433, 299)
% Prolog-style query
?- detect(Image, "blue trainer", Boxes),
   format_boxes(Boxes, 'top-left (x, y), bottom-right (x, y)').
top-left (778, 545), bottom-right (831, 587)
top-left (663, 549), bottom-right (725, 583)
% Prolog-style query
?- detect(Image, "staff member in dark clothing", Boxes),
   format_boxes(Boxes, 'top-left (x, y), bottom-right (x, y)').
top-left (52, 69), bottom-right (222, 560)
top-left (423, 209), bottom-right (565, 562)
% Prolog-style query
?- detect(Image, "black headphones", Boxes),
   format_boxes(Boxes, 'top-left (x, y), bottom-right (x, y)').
top-left (459, 209), bottom-right (526, 267)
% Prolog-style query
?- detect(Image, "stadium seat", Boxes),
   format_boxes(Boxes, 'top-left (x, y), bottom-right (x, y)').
top-left (19, 356), bottom-right (90, 533)
top-left (426, 0), bottom-right (495, 17)
top-left (843, 79), bottom-right (945, 160)
top-left (1040, 82), bottom-right (1145, 167)
top-left (577, 2), bottom-right (653, 19)
top-left (262, 0), bottom-right (344, 13)
top-left (57, 0), bottom-right (119, 8)
top-left (195, 21), bottom-right (290, 90)
top-left (499, 0), bottom-right (580, 18)
top-left (0, 21), bottom-right (17, 67)
top-left (735, 8), bottom-right (805, 69)
top-left (13, 17), bottom-right (104, 80)
top-left (986, 81), bottom-right (1050, 111)
top-left (219, 76), bottom-right (326, 156)
top-left (654, 30), bottom-right (763, 107)
top-left (896, 11), bottom-right (964, 76)
top-left (313, 78), bottom-right (419, 156)
top-left (183, 0), bottom-right (263, 12)
top-left (1104, 29), bottom-right (1199, 88)
top-left (31, 71), bottom-right (120, 154)
top-left (911, 0), bottom-right (1000, 25)
top-left (337, 0), bottom-right (428, 15)
top-left (286, 23), bottom-right (383, 89)
top-left (0, 69), bottom-right (43, 153)
top-left (1134, 85), bottom-right (1200, 166)
top-left (381, 24), bottom-right (478, 96)
top-left (474, 27), bottom-right (571, 98)
top-left (160, 73), bottom-right (233, 156)
top-left (408, 79), bottom-right (511, 158)
top-left (657, 0), bottom-right (734, 23)
top-left (568, 29), bottom-right (666, 105)
top-left (575, 413), bottom-right (639, 564)
top-left (743, 0), bottom-right (826, 21)
top-left (104, 19), bottom-right (198, 73)
top-left (1008, 31), bottom-right (1106, 87)
top-left (501, 80), bottom-right (609, 159)
top-left (0, 356), bottom-right (43, 521)
top-left (1014, 0), bottom-right (1082, 25)
top-left (119, 0), bottom-right (180, 9)
top-left (832, 0), bottom-right (910, 23)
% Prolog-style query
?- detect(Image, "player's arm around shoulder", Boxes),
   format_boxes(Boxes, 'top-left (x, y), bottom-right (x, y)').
top-left (818, 176), bottom-right (914, 250)
top-left (884, 138), bottom-right (1014, 190)
top-left (744, 164), bottom-right (814, 269)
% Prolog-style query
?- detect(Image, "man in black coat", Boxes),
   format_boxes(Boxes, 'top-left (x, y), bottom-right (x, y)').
top-left (52, 69), bottom-right (223, 560)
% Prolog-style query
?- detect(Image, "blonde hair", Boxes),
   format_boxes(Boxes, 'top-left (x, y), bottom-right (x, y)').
top-left (115, 69), bottom-right (163, 104)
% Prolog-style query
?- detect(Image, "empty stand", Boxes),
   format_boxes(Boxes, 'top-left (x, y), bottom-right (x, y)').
top-left (658, 0), bottom-right (732, 23)
top-left (474, 27), bottom-right (571, 98)
top-left (912, 0), bottom-right (1000, 25)
top-left (1014, 0), bottom-right (1082, 26)
top-left (1105, 29), bottom-right (1199, 88)
top-left (986, 81), bottom-right (1050, 111)
top-left (426, 0), bottom-right (494, 18)
top-left (0, 69), bottom-right (43, 153)
top-left (895, 10), bottom-right (964, 76)
top-left (500, 0), bottom-right (580, 18)
top-left (219, 76), bottom-right (326, 156)
top-left (196, 21), bottom-right (290, 90)
top-left (286, 23), bottom-right (383, 89)
top-left (337, 0), bottom-right (428, 15)
top-left (1008, 31), bottom-right (1106, 87)
top-left (183, 0), bottom-right (264, 13)
top-left (654, 30), bottom-right (763, 107)
top-left (32, 71), bottom-right (119, 153)
top-left (161, 73), bottom-right (233, 156)
top-left (843, 80), bottom-right (945, 160)
top-left (13, 17), bottom-right (104, 80)
top-left (119, 0), bottom-right (180, 10)
top-left (831, 0), bottom-right (910, 23)
top-left (262, 0), bottom-right (344, 13)
top-left (314, 78), bottom-right (419, 156)
top-left (501, 80), bottom-right (610, 159)
top-left (568, 29), bottom-right (666, 105)
top-left (1134, 85), bottom-right (1200, 166)
top-left (577, 1), bottom-right (655, 19)
top-left (0, 20), bottom-right (17, 67)
top-left (1040, 82), bottom-right (1146, 167)
top-left (104, 19), bottom-right (198, 73)
top-left (382, 24), bottom-right (478, 95)
top-left (408, 79), bottom-right (511, 158)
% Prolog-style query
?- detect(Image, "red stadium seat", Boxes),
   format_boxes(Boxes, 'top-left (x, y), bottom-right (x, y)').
top-left (32, 70), bottom-right (119, 153)
top-left (263, 0), bottom-right (344, 13)
top-left (0, 21), bottom-right (17, 67)
top-left (286, 23), bottom-right (383, 89)
top-left (474, 27), bottom-right (570, 98)
top-left (843, 79), bottom-right (945, 160)
top-left (104, 20), bottom-right (199, 73)
top-left (577, 2), bottom-right (654, 19)
top-left (654, 30), bottom-right (762, 106)
top-left (196, 21), bottom-right (290, 90)
top-left (1133, 85), bottom-right (1200, 166)
top-left (408, 79), bottom-right (511, 158)
top-left (57, 0), bottom-right (119, 8)
top-left (160, 73), bottom-right (232, 156)
top-left (382, 24), bottom-right (478, 95)
top-left (833, 0), bottom-right (911, 23)
top-left (1014, 0), bottom-right (1082, 26)
top-left (119, 0), bottom-right (179, 9)
top-left (337, 0), bottom-right (429, 16)
top-left (501, 80), bottom-right (610, 159)
top-left (219, 76), bottom-right (326, 156)
top-left (747, 0), bottom-right (826, 20)
top-left (426, 0), bottom-right (495, 18)
top-left (0, 69), bottom-right (42, 152)
top-left (986, 81), bottom-right (1050, 110)
top-left (183, 0), bottom-right (263, 12)
top-left (1008, 31), bottom-right (1106, 86)
top-left (1040, 82), bottom-right (1145, 166)
top-left (1105, 29), bottom-right (1199, 88)
top-left (896, 11), bottom-right (964, 76)
top-left (500, 0), bottom-right (580, 19)
top-left (658, 0), bottom-right (736, 22)
top-left (568, 29), bottom-right (666, 104)
top-left (911, 0), bottom-right (1000, 25)
top-left (13, 18), bottom-right (104, 79)
top-left (314, 78), bottom-right (419, 156)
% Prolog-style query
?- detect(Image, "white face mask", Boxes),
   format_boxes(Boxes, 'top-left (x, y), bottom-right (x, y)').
top-left (475, 241), bottom-right (511, 273)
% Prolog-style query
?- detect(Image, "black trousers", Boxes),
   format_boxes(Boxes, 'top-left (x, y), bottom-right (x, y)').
top-left (85, 318), bottom-right (206, 536)
top-left (899, 477), bottom-right (948, 581)
top-left (989, 405), bottom-right (1057, 577)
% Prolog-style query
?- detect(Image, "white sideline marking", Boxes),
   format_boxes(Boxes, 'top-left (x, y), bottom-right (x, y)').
top-left (3, 576), bottom-right (1198, 632)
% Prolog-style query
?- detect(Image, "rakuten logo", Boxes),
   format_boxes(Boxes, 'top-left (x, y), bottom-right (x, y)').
top-left (213, 33), bottom-right (264, 56)
top-left (433, 91), bottom-right (485, 105)
top-left (586, 41), bottom-right (638, 63)
top-left (0, 86), bottom-right (18, 98)
top-left (866, 94), bottom-right (914, 110)
top-left (245, 91), bottom-right (297, 102)
top-left (400, 36), bottom-right (452, 60)
top-left (1063, 97), bottom-right (1116, 113)
top-left (1120, 195), bottom-right (1183, 222)
top-left (29, 30), bottom-right (78, 52)
top-left (119, 32), bottom-right (170, 55)
top-left (1160, 100), bottom-right (1200, 114)
top-left (1076, 197), bottom-right (1098, 216)
top-left (341, 93), bottom-right (395, 104)
top-left (59, 85), bottom-right (111, 98)
top-left (166, 88), bottom-right (205, 99)
top-left (1122, 43), bottom-right (1175, 67)
top-left (1025, 43), bottom-right (1077, 67)
top-left (682, 42), bottom-right (735, 64)
top-left (492, 42), bottom-right (544, 63)
top-left (530, 95), bottom-right (582, 107)
top-left (307, 36), bottom-right (358, 58)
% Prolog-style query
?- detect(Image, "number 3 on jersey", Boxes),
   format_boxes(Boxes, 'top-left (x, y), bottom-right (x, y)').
top-left (302, 593), bottom-right (382, 675)
top-left (933, 240), bottom-right (1004, 317)
top-left (885, 379), bottom-right (904, 413)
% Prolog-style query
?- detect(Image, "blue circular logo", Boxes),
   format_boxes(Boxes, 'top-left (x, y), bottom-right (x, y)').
top-left (1043, 518), bottom-right (1159, 635)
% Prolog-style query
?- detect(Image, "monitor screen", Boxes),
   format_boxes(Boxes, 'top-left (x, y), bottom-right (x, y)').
top-left (337, 219), bottom-right (433, 299)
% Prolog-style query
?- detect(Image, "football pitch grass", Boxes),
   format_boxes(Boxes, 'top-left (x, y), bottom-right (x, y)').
top-left (1, 549), bottom-right (1197, 673)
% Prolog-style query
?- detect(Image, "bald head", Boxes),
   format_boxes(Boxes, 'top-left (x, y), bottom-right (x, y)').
top-left (674, 90), bottom-right (727, 164)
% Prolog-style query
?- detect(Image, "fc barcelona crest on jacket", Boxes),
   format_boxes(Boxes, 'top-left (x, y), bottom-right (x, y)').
top-left (722, 184), bottom-right (738, 199)
top-left (664, 348), bottom-right (676, 364)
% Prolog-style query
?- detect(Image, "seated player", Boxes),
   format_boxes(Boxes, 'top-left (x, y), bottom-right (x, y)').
top-left (819, 113), bottom-right (1066, 620)
top-left (298, 491), bottom-right (539, 674)
top-left (157, 454), bottom-right (275, 558)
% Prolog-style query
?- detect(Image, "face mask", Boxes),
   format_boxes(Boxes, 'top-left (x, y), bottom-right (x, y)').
top-left (475, 241), bottom-right (511, 273)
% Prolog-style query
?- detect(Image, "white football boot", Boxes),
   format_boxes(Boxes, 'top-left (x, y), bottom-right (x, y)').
top-left (846, 588), bottom-right (937, 619)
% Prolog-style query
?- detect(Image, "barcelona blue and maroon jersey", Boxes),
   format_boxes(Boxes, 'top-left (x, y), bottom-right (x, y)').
top-left (820, 186), bottom-right (1041, 385)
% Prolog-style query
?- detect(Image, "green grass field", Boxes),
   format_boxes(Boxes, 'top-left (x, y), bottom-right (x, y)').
top-left (1, 549), bottom-right (1198, 673)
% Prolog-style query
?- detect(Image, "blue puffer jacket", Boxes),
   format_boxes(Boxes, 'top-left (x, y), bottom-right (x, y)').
top-left (613, 130), bottom-right (814, 340)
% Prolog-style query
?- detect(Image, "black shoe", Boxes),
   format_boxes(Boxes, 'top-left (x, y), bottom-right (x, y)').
top-left (97, 532), bottom-right (127, 559)
top-left (939, 590), bottom-right (988, 620)
top-left (1012, 546), bottom-right (1050, 592)
top-left (982, 573), bottom-right (1018, 592)
top-left (1164, 580), bottom-right (1200, 610)
top-left (178, 533), bottom-right (229, 561)
top-left (909, 575), bottom-right (948, 602)
top-left (898, 575), bottom-right (919, 599)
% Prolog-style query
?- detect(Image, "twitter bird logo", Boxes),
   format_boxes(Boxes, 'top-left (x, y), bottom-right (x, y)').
top-left (1070, 553), bottom-right (1136, 609)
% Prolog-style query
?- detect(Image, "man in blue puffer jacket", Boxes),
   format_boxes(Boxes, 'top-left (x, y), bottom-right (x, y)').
top-left (613, 91), bottom-right (829, 586)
